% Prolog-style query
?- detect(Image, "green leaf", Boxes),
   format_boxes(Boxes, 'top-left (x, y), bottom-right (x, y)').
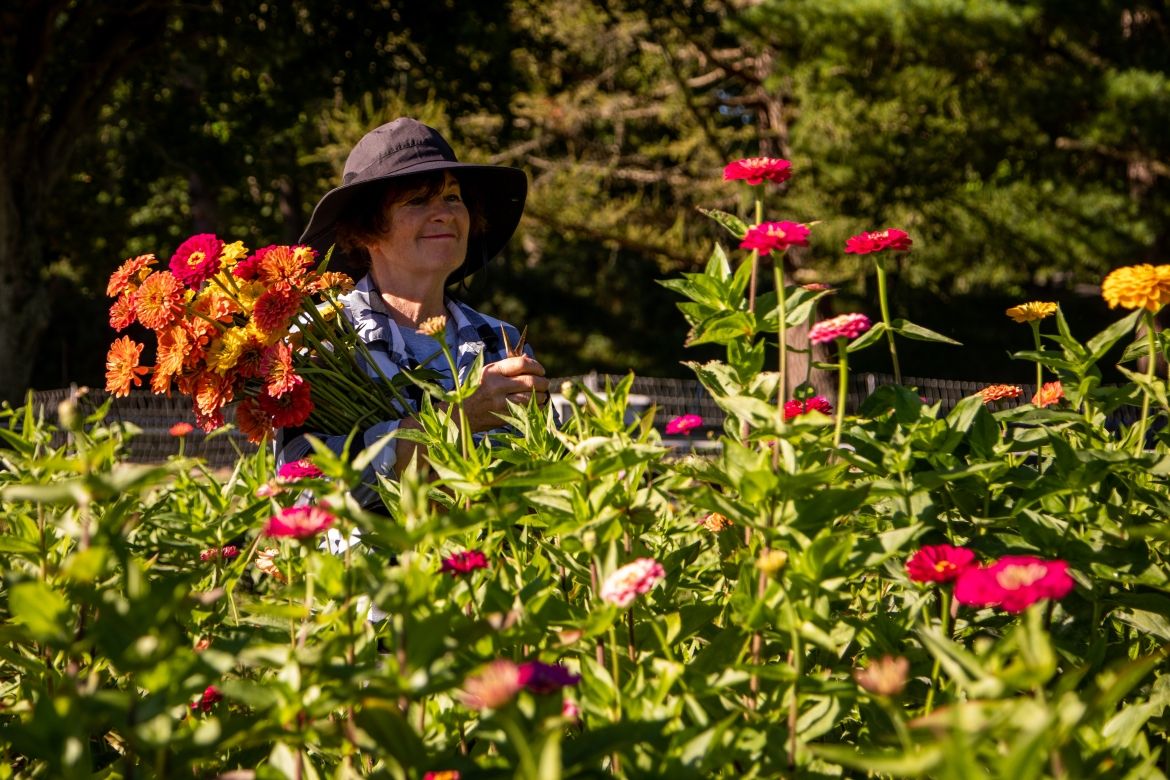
top-left (891, 318), bottom-right (963, 345)
top-left (1087, 309), bottom-right (1142, 363)
top-left (8, 581), bottom-right (70, 644)
top-left (809, 744), bottom-right (943, 774)
top-left (846, 321), bottom-right (887, 352)
top-left (697, 207), bottom-right (749, 239)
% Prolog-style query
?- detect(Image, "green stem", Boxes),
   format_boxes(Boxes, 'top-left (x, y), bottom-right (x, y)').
top-left (1136, 311), bottom-right (1157, 455)
top-left (833, 338), bottom-right (849, 447)
top-left (1030, 321), bottom-right (1043, 400)
top-left (922, 589), bottom-right (951, 715)
top-left (875, 256), bottom-right (901, 385)
top-left (747, 198), bottom-right (763, 314)
top-left (774, 260), bottom-right (788, 422)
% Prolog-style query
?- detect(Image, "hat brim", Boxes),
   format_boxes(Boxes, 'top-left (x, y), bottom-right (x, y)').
top-left (300, 161), bottom-right (528, 285)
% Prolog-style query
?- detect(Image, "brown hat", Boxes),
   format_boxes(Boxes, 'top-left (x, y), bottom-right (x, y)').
top-left (300, 118), bottom-right (527, 283)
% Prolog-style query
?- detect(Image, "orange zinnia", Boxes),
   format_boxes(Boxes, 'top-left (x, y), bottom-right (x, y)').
top-left (978, 384), bottom-right (1023, 404)
top-left (1101, 264), bottom-right (1170, 312)
top-left (134, 271), bottom-right (186, 330)
top-left (1032, 381), bottom-right (1064, 408)
top-left (252, 287), bottom-right (301, 335)
top-left (106, 254), bottom-right (157, 297)
top-left (192, 371), bottom-right (234, 419)
top-left (257, 245), bottom-right (316, 290)
top-left (309, 271), bottom-right (356, 295)
top-left (234, 397), bottom-right (272, 443)
top-left (109, 291), bottom-right (137, 331)
top-left (105, 336), bottom-right (149, 397)
top-left (263, 341), bottom-right (299, 398)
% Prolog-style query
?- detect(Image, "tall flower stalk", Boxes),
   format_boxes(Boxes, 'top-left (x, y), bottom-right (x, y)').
top-left (809, 313), bottom-right (873, 446)
top-left (874, 256), bottom-right (902, 385)
top-left (845, 229), bottom-right (913, 385)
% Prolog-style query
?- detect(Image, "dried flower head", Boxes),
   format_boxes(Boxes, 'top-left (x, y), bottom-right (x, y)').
top-left (723, 157), bottom-right (793, 186)
top-left (701, 512), bottom-right (733, 532)
top-left (978, 384), bottom-right (1023, 404)
top-left (853, 655), bottom-right (909, 697)
top-left (1101, 264), bottom-right (1170, 312)
top-left (1005, 301), bottom-right (1058, 324)
top-left (1032, 381), bottom-right (1064, 408)
top-left (809, 313), bottom-right (872, 344)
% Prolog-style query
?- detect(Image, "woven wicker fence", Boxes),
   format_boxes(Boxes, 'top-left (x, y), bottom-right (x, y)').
top-left (28, 374), bottom-right (1136, 466)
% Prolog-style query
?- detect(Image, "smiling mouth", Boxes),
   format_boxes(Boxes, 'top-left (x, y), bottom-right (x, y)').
top-left (421, 234), bottom-right (457, 240)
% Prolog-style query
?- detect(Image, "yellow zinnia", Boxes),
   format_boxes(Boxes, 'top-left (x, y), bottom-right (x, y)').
top-left (1005, 301), bottom-right (1058, 323)
top-left (1101, 264), bottom-right (1170, 312)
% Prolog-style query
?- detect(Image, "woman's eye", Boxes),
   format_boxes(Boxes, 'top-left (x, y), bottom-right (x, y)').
top-left (446, 193), bottom-right (463, 203)
top-left (407, 196), bottom-right (427, 206)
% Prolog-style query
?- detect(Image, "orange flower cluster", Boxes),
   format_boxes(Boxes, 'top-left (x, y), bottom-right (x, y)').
top-left (104, 237), bottom-right (355, 442)
top-left (978, 384), bottom-right (1023, 404)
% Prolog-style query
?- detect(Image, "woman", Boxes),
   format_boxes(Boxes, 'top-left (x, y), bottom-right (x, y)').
top-left (277, 118), bottom-right (549, 505)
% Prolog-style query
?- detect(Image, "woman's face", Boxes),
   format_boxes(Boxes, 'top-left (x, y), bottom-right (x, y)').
top-left (368, 172), bottom-right (470, 281)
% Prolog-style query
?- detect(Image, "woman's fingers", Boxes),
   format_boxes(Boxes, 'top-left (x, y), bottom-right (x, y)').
top-left (485, 355), bottom-right (546, 378)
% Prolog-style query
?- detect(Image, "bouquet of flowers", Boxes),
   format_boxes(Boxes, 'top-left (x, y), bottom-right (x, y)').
top-left (103, 233), bottom-right (411, 442)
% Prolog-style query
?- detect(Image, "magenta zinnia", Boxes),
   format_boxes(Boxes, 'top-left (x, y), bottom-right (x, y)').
top-left (906, 544), bottom-right (977, 584)
top-left (664, 414), bottom-right (703, 435)
top-left (844, 229), bottom-right (913, 254)
top-left (723, 157), bottom-right (792, 186)
top-left (169, 233), bottom-right (225, 288)
top-left (441, 550), bottom-right (489, 576)
top-left (190, 685), bottom-right (223, 713)
top-left (954, 556), bottom-right (1074, 613)
top-left (739, 221), bottom-right (811, 256)
top-left (783, 396), bottom-right (833, 420)
top-left (263, 504), bottom-right (335, 539)
top-left (600, 558), bottom-right (665, 608)
top-left (809, 313), bottom-right (872, 344)
top-left (517, 661), bottom-right (581, 694)
top-left (277, 459), bottom-right (324, 481)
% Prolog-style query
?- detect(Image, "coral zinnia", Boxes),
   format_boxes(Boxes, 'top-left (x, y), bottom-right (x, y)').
top-left (723, 157), bottom-right (793, 186)
top-left (258, 381), bottom-right (313, 428)
top-left (783, 396), bottom-right (833, 420)
top-left (441, 550), bottom-right (489, 576)
top-left (105, 336), bottom-right (149, 397)
top-left (460, 660), bottom-right (522, 711)
top-left (169, 234), bottom-right (225, 289)
top-left (665, 414), bottom-right (703, 435)
top-left (1102, 264), bottom-right (1170, 312)
top-left (106, 254), bottom-right (157, 297)
top-left (739, 221), bottom-right (811, 256)
top-left (906, 544), bottom-right (977, 584)
top-left (954, 556), bottom-right (1074, 613)
top-left (1005, 301), bottom-right (1058, 324)
top-left (256, 244), bottom-right (317, 289)
top-left (263, 504), bottom-right (336, 539)
top-left (262, 342), bottom-right (300, 398)
top-left (809, 313), bottom-right (871, 344)
top-left (844, 229), bottom-right (913, 254)
top-left (108, 291), bottom-right (137, 331)
top-left (600, 558), bottom-right (665, 608)
top-left (252, 287), bottom-right (302, 335)
top-left (978, 384), bottom-right (1023, 404)
top-left (134, 271), bottom-right (186, 330)
top-left (1032, 381), bottom-right (1064, 408)
top-left (169, 422), bottom-right (194, 437)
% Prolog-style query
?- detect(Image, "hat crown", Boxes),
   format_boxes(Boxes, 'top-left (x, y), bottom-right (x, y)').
top-left (342, 118), bottom-right (458, 185)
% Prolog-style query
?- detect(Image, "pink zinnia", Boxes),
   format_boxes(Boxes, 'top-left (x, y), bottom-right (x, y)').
top-left (783, 396), bottom-right (833, 420)
top-left (441, 550), bottom-right (489, 576)
top-left (809, 313), bottom-right (872, 344)
top-left (169, 233), bottom-right (225, 288)
top-left (844, 229), bottom-right (913, 255)
top-left (263, 505), bottom-right (335, 539)
top-left (955, 556), bottom-right (1074, 613)
top-left (460, 659), bottom-right (523, 710)
top-left (723, 157), bottom-right (792, 186)
top-left (906, 544), bottom-right (977, 584)
top-left (277, 458), bottom-right (323, 481)
top-left (600, 558), bottom-right (665, 608)
top-left (665, 414), bottom-right (703, 435)
top-left (517, 661), bottom-right (580, 694)
top-left (190, 685), bottom-right (223, 713)
top-left (739, 221), bottom-right (811, 256)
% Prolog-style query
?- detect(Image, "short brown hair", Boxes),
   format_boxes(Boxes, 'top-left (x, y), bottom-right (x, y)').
top-left (333, 171), bottom-right (487, 271)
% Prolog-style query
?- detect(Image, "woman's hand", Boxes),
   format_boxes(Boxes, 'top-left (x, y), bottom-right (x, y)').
top-left (462, 355), bottom-right (550, 432)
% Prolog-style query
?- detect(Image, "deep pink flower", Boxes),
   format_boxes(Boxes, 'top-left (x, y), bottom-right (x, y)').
top-left (517, 661), bottom-right (581, 694)
top-left (263, 505), bottom-right (335, 539)
top-left (169, 233), bottom-right (225, 288)
top-left (601, 558), bottom-right (665, 608)
top-left (442, 550), bottom-right (489, 576)
top-left (232, 245), bottom-right (273, 281)
top-left (562, 698), bottom-right (581, 721)
top-left (277, 459), bottom-right (324, 481)
top-left (665, 414), bottom-right (703, 435)
top-left (784, 396), bottom-right (833, 420)
top-left (809, 313), bottom-right (872, 344)
top-left (955, 556), bottom-right (1074, 613)
top-left (199, 546), bottom-right (239, 562)
top-left (739, 221), bottom-right (811, 256)
top-left (844, 229), bottom-right (913, 255)
top-left (723, 157), bottom-right (793, 186)
top-left (906, 544), bottom-right (977, 584)
top-left (190, 685), bottom-right (223, 713)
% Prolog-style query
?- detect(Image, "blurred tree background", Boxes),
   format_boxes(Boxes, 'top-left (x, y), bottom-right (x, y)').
top-left (3, 0), bottom-right (1168, 401)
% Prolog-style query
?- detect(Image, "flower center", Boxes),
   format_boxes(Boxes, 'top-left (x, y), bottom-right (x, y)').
top-left (186, 251), bottom-right (206, 268)
top-left (996, 563), bottom-right (1047, 590)
top-left (933, 561), bottom-right (956, 574)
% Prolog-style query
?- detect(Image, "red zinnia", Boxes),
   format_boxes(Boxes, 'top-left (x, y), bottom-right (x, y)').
top-left (441, 550), bottom-right (489, 576)
top-left (190, 685), bottom-right (223, 713)
top-left (739, 221), bottom-right (811, 256)
top-left (844, 229), bottom-right (913, 254)
top-left (783, 396), bottom-right (833, 420)
top-left (170, 234), bottom-right (225, 288)
top-left (723, 157), bottom-right (792, 186)
top-left (809, 313), bottom-right (872, 344)
top-left (665, 414), bottom-right (703, 435)
top-left (954, 556), bottom-right (1074, 613)
top-left (906, 544), bottom-right (977, 584)
top-left (263, 504), bottom-right (336, 539)
top-left (258, 381), bottom-right (313, 428)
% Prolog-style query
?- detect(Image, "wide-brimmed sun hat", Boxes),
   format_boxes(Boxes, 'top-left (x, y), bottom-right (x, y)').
top-left (299, 117), bottom-right (528, 283)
